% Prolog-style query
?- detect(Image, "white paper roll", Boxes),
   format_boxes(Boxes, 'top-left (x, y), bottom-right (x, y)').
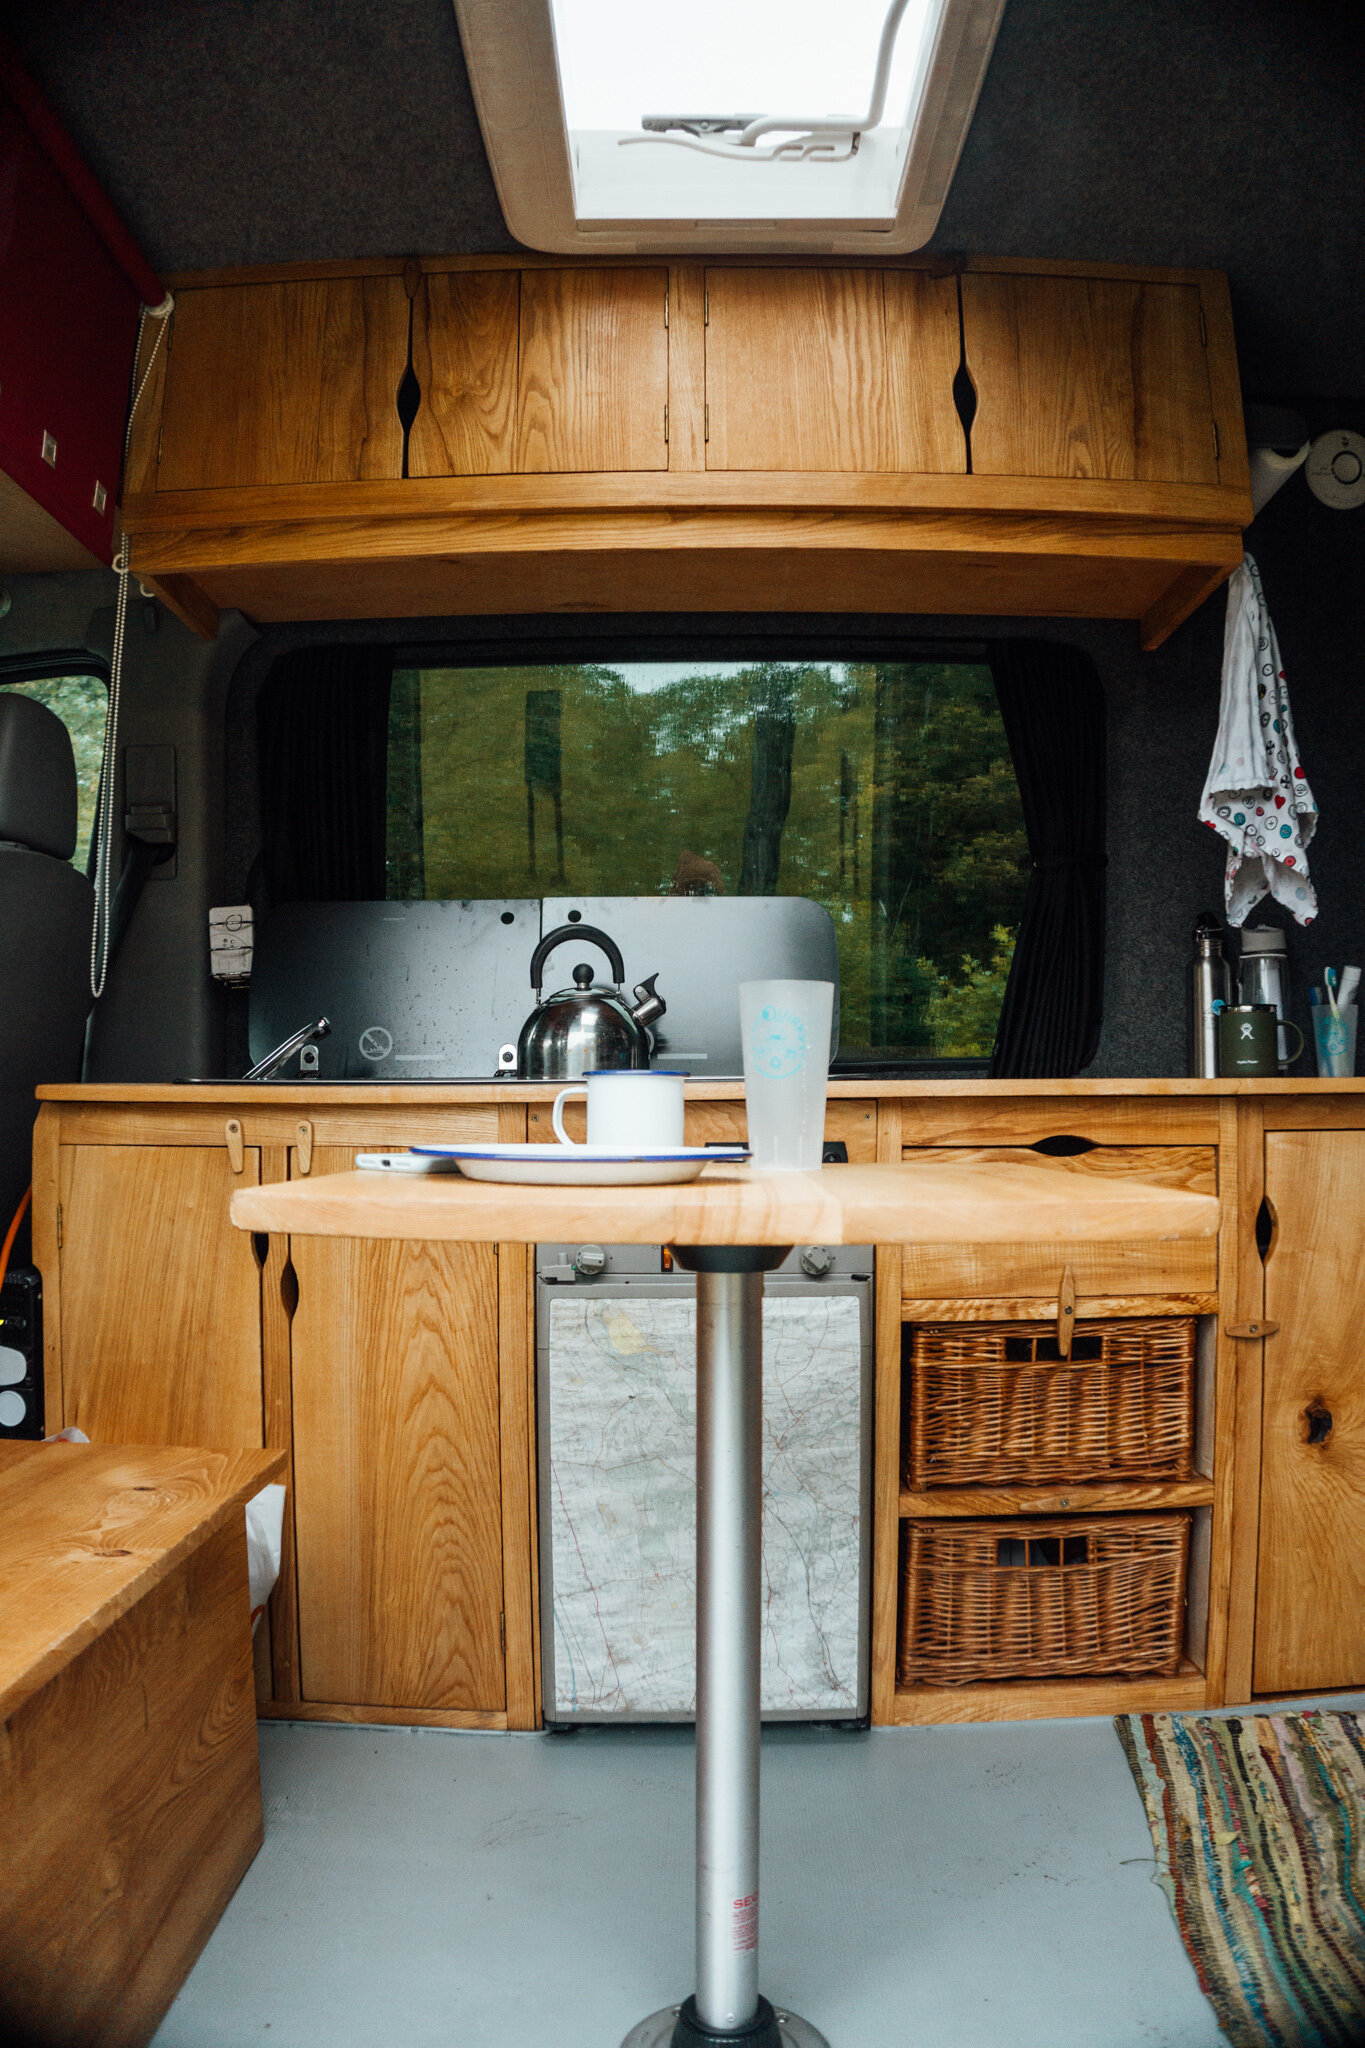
top-left (1250, 441), bottom-right (1310, 515)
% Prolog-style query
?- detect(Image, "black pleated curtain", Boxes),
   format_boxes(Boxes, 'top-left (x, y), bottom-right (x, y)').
top-left (256, 646), bottom-right (394, 905)
top-left (987, 640), bottom-right (1107, 1077)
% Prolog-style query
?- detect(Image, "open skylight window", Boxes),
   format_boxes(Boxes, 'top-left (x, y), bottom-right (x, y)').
top-left (453, 0), bottom-right (1007, 253)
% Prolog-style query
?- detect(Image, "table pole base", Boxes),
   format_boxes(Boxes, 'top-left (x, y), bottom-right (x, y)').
top-left (621, 2000), bottom-right (830, 2048)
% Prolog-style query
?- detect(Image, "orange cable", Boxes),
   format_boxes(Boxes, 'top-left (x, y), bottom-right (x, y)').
top-left (0, 1185), bottom-right (32, 1294)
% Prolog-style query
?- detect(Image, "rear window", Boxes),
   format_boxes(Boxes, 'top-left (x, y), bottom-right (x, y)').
top-left (0, 672), bottom-right (107, 868)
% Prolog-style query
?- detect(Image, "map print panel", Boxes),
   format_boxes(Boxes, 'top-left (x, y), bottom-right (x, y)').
top-left (546, 1293), bottom-right (864, 1717)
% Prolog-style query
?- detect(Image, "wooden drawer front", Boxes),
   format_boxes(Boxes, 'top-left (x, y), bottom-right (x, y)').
top-left (901, 1238), bottom-right (1216, 1302)
top-left (529, 1096), bottom-right (878, 1160)
top-left (895, 1100), bottom-right (1220, 1148)
top-left (898, 1147), bottom-right (1217, 1301)
top-left (903, 1145), bottom-right (1216, 1195)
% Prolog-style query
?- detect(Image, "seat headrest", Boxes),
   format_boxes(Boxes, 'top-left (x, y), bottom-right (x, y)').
top-left (0, 694), bottom-right (81, 860)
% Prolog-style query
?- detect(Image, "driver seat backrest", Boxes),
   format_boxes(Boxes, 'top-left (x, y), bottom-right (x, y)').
top-left (0, 693), bottom-right (95, 1236)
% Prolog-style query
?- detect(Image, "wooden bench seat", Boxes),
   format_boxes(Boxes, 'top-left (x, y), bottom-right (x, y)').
top-left (0, 1440), bottom-right (286, 2048)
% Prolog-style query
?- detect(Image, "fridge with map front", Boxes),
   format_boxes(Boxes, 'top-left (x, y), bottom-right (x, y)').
top-left (536, 1241), bottom-right (873, 1723)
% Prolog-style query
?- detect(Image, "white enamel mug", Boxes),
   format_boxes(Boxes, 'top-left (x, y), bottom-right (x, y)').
top-left (551, 1069), bottom-right (687, 1150)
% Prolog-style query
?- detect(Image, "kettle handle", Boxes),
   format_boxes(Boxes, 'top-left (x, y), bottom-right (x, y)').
top-left (530, 923), bottom-right (625, 992)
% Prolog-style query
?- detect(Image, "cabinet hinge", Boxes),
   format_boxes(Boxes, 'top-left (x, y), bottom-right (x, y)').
top-left (500, 1610), bottom-right (506, 1655)
top-left (1199, 302), bottom-right (1209, 347)
top-left (664, 290), bottom-right (669, 330)
top-left (663, 403), bottom-right (669, 445)
top-left (704, 288), bottom-right (709, 326)
top-left (704, 403), bottom-right (710, 443)
top-left (55, 1203), bottom-right (63, 1251)
top-left (1212, 419), bottom-right (1221, 462)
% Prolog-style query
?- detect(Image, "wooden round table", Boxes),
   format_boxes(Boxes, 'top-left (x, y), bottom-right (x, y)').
top-left (233, 1159), bottom-right (1219, 2048)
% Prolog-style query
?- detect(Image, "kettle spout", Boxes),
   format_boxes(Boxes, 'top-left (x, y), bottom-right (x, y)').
top-left (630, 974), bottom-right (666, 1030)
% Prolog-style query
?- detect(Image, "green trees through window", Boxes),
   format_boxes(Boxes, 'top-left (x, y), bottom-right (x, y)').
top-left (0, 673), bottom-right (107, 870)
top-left (386, 659), bottom-right (1028, 1061)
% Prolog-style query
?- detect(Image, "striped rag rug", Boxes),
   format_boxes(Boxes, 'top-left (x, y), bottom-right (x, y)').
top-left (1116, 1712), bottom-right (1365, 2048)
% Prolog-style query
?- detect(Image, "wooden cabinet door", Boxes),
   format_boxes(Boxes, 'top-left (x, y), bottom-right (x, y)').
top-left (156, 277), bottom-right (409, 490)
top-left (704, 267), bottom-right (965, 473)
top-left (961, 272), bottom-right (1219, 484)
top-left (289, 1148), bottom-right (505, 1711)
top-left (58, 1145), bottom-right (265, 1447)
top-left (517, 268), bottom-right (668, 473)
top-left (407, 270), bottom-right (519, 478)
top-left (1255, 1131), bottom-right (1365, 1694)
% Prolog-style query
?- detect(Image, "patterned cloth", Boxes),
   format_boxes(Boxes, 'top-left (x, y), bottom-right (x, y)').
top-left (1199, 554), bottom-right (1318, 927)
top-left (1117, 1711), bottom-right (1365, 2048)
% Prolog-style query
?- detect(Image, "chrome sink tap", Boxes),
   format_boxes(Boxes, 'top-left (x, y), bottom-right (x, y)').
top-left (244, 1015), bottom-right (332, 1082)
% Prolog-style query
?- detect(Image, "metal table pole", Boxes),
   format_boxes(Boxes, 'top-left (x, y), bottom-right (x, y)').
top-left (622, 1248), bottom-right (830, 2048)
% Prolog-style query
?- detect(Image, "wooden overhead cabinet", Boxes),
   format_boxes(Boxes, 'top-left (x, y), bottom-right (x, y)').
top-left (155, 277), bottom-right (411, 491)
top-left (961, 273), bottom-right (1223, 486)
top-left (703, 266), bottom-right (965, 474)
top-left (123, 254), bottom-right (1251, 651)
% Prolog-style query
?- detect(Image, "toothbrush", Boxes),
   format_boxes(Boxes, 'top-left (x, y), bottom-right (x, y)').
top-left (1326, 966), bottom-right (1340, 1014)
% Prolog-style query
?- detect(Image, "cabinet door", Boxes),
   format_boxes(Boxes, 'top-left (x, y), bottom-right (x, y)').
top-left (407, 270), bottom-right (520, 478)
top-left (289, 1148), bottom-right (505, 1711)
top-left (58, 1145), bottom-right (265, 1447)
top-left (156, 277), bottom-right (408, 490)
top-left (517, 268), bottom-right (668, 473)
top-left (704, 267), bottom-right (965, 473)
top-left (961, 273), bottom-right (1219, 484)
top-left (1255, 1132), bottom-right (1365, 1694)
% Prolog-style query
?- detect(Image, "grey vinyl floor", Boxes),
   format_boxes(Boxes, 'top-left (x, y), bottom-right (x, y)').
top-left (152, 1695), bottom-right (1365, 2048)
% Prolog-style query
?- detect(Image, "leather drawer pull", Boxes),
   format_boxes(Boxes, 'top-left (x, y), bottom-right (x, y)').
top-left (1225, 1320), bottom-right (1280, 1339)
top-left (1056, 1265), bottom-right (1076, 1358)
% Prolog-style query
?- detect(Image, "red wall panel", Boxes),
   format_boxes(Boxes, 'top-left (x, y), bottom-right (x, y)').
top-left (0, 99), bottom-right (142, 562)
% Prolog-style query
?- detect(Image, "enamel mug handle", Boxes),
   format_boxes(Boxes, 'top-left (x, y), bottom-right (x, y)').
top-left (1282, 1019), bottom-right (1306, 1064)
top-left (551, 1084), bottom-right (587, 1146)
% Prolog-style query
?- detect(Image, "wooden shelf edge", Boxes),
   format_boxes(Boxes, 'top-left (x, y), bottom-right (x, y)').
top-left (901, 1292), bottom-right (1219, 1322)
top-left (890, 1661), bottom-right (1207, 1725)
top-left (255, 1700), bottom-right (510, 1731)
top-left (899, 1479), bottom-right (1216, 1518)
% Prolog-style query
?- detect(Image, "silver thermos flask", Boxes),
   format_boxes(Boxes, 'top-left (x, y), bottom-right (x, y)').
top-left (1189, 913), bottom-right (1231, 1077)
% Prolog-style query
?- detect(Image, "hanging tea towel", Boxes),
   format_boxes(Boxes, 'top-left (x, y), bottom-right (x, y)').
top-left (1198, 553), bottom-right (1317, 926)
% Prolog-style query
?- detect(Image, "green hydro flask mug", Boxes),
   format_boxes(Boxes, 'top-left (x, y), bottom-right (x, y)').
top-left (1218, 1002), bottom-right (1305, 1076)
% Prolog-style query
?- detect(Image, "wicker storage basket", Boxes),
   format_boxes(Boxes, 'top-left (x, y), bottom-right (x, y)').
top-left (905, 1317), bottom-right (1195, 1489)
top-left (897, 1512), bottom-right (1190, 1687)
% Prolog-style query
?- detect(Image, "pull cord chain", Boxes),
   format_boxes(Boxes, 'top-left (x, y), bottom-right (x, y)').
top-left (90, 294), bottom-right (173, 1000)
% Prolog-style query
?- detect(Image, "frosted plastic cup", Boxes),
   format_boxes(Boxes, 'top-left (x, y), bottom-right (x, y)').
top-left (739, 980), bottom-right (834, 1170)
top-left (1313, 1005), bottom-right (1358, 1078)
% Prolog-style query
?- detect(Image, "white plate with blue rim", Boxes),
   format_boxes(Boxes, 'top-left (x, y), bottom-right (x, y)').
top-left (410, 1142), bottom-right (751, 1186)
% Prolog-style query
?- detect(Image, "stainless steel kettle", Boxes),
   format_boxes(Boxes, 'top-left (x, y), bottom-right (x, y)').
top-left (515, 924), bottom-right (666, 1079)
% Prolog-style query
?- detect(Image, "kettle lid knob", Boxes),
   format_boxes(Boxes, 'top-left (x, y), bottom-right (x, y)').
top-left (572, 962), bottom-right (595, 988)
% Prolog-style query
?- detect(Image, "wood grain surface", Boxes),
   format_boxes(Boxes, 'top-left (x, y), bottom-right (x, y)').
top-left (289, 1149), bottom-right (506, 1712)
top-left (898, 1234), bottom-right (1216, 1302)
top-left (703, 267), bottom-right (964, 473)
top-left (408, 269), bottom-right (519, 477)
top-left (59, 1144), bottom-right (267, 1447)
top-left (892, 1664), bottom-right (1208, 1724)
top-left (232, 1159), bottom-right (1220, 1247)
top-left (517, 268), bottom-right (668, 473)
top-left (898, 1479), bottom-right (1215, 1518)
top-left (962, 274), bottom-right (1219, 484)
top-left (157, 278), bottom-right (408, 490)
top-left (0, 1507), bottom-right (266, 2047)
top-left (0, 1441), bottom-right (283, 1719)
top-left (1254, 1130), bottom-right (1365, 1692)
